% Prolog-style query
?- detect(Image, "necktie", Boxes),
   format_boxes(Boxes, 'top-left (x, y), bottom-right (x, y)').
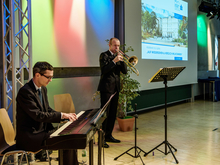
top-left (38, 89), bottom-right (43, 104)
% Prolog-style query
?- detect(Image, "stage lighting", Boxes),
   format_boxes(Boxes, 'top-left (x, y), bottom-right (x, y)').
top-left (199, 1), bottom-right (220, 20)
top-left (199, 1), bottom-right (216, 13)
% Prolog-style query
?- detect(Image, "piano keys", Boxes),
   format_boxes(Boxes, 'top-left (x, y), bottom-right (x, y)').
top-left (50, 111), bottom-right (84, 137)
top-left (46, 108), bottom-right (104, 150)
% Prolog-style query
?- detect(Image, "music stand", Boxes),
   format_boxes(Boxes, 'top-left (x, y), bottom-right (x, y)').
top-left (144, 66), bottom-right (185, 164)
top-left (91, 92), bottom-right (116, 165)
top-left (114, 104), bottom-right (147, 165)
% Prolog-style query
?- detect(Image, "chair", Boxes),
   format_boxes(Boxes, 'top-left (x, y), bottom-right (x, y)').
top-left (27, 150), bottom-right (51, 165)
top-left (54, 93), bottom-right (75, 113)
top-left (0, 108), bottom-right (28, 165)
top-left (0, 108), bottom-right (51, 165)
top-left (54, 93), bottom-right (76, 128)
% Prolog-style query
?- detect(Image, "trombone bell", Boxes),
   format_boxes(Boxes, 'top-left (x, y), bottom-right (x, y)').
top-left (128, 56), bottom-right (138, 66)
top-left (118, 49), bottom-right (139, 76)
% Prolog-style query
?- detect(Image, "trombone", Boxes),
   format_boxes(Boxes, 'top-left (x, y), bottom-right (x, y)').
top-left (118, 49), bottom-right (139, 76)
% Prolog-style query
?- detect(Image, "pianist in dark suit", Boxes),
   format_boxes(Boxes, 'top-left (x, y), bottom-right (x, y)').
top-left (98, 38), bottom-right (127, 148)
top-left (16, 62), bottom-right (79, 164)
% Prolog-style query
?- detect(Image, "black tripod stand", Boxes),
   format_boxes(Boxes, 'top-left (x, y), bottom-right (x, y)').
top-left (114, 104), bottom-right (147, 165)
top-left (144, 66), bottom-right (185, 164)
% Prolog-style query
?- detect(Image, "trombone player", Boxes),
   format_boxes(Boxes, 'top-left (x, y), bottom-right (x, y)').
top-left (98, 37), bottom-right (127, 148)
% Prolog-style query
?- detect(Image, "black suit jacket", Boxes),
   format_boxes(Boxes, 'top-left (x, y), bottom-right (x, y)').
top-left (98, 50), bottom-right (127, 93)
top-left (16, 79), bottom-right (61, 151)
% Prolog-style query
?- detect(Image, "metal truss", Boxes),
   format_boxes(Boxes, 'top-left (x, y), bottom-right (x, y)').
top-left (2, 0), bottom-right (32, 127)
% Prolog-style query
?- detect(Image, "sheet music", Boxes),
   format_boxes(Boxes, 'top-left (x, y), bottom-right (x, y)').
top-left (148, 68), bottom-right (163, 83)
top-left (148, 66), bottom-right (185, 83)
top-left (91, 92), bottom-right (116, 125)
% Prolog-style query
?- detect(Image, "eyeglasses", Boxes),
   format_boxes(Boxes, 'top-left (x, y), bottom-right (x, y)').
top-left (40, 73), bottom-right (53, 80)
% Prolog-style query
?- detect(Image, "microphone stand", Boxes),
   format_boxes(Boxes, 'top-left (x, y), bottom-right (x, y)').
top-left (114, 104), bottom-right (147, 165)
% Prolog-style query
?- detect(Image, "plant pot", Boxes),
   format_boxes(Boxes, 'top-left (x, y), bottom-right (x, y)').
top-left (117, 116), bottom-right (135, 132)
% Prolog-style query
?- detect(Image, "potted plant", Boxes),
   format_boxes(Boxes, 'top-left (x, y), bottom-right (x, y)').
top-left (116, 45), bottom-right (141, 132)
top-left (116, 67), bottom-right (141, 131)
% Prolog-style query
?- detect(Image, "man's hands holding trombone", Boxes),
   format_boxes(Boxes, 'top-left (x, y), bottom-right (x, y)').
top-left (113, 49), bottom-right (139, 76)
top-left (113, 50), bottom-right (124, 63)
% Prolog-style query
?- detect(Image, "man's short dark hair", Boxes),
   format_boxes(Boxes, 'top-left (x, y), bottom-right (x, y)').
top-left (33, 62), bottom-right (53, 76)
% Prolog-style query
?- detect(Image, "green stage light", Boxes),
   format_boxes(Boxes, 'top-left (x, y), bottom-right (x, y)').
top-left (197, 14), bottom-right (207, 47)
